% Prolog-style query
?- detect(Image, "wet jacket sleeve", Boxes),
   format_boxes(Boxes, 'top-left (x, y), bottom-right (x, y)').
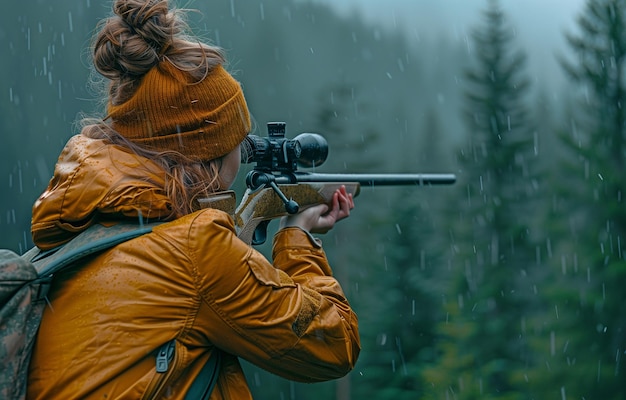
top-left (186, 210), bottom-right (360, 383)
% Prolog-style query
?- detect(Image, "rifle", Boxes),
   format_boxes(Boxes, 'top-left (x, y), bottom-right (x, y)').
top-left (203, 122), bottom-right (456, 245)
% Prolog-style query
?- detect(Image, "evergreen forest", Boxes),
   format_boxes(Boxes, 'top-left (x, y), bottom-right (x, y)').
top-left (2, 0), bottom-right (625, 398)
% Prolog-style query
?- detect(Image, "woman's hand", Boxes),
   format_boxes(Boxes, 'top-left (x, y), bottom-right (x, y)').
top-left (279, 185), bottom-right (355, 234)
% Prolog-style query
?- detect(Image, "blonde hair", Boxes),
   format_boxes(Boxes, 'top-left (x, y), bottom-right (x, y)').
top-left (81, 0), bottom-right (230, 217)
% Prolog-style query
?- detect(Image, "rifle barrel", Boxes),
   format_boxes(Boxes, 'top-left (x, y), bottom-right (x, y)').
top-left (291, 172), bottom-right (456, 186)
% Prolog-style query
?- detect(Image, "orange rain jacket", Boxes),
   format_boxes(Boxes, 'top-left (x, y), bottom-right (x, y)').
top-left (27, 134), bottom-right (360, 399)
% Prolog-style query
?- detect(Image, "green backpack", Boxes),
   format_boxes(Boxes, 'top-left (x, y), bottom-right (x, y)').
top-left (0, 222), bottom-right (220, 400)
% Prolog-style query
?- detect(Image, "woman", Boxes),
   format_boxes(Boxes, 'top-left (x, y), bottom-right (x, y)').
top-left (26, 0), bottom-right (360, 398)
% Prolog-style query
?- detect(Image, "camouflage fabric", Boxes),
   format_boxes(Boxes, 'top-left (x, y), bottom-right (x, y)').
top-left (0, 222), bottom-right (159, 400)
top-left (0, 249), bottom-right (47, 400)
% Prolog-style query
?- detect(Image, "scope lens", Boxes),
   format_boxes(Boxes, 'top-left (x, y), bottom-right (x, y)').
top-left (294, 133), bottom-right (328, 168)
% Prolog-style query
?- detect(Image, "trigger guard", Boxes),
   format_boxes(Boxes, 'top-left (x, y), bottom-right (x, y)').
top-left (252, 220), bottom-right (271, 246)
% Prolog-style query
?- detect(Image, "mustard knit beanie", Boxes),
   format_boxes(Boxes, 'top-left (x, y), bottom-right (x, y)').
top-left (107, 61), bottom-right (251, 162)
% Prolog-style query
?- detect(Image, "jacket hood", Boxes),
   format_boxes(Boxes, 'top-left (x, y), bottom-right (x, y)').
top-left (32, 133), bottom-right (173, 250)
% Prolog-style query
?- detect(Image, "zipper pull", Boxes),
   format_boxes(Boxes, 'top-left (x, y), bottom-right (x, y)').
top-left (156, 340), bottom-right (176, 373)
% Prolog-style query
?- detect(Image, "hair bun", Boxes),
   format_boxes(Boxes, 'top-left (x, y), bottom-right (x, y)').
top-left (114, 0), bottom-right (165, 27)
top-left (114, 0), bottom-right (171, 51)
top-left (93, 0), bottom-right (180, 81)
top-left (92, 0), bottom-right (225, 106)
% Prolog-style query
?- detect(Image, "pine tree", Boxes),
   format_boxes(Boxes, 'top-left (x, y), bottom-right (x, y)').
top-left (351, 193), bottom-right (447, 400)
top-left (422, 1), bottom-right (539, 398)
top-left (527, 0), bottom-right (626, 398)
top-left (348, 110), bottom-right (453, 399)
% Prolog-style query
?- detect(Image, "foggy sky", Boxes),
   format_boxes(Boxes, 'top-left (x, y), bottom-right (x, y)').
top-left (300, 0), bottom-right (587, 92)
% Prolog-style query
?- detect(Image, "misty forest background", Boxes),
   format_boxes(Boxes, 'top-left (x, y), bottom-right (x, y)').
top-left (2, 0), bottom-right (626, 399)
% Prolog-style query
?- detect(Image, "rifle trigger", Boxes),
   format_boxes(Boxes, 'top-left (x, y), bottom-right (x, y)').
top-left (252, 220), bottom-right (271, 246)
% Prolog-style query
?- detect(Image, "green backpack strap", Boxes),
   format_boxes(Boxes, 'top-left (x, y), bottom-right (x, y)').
top-left (153, 340), bottom-right (222, 399)
top-left (187, 349), bottom-right (221, 400)
top-left (32, 222), bottom-right (161, 276)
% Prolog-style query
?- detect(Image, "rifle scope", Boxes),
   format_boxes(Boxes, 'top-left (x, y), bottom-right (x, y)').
top-left (241, 122), bottom-right (328, 171)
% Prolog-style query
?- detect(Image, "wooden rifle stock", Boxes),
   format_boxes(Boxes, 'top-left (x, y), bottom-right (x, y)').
top-left (233, 172), bottom-right (456, 245)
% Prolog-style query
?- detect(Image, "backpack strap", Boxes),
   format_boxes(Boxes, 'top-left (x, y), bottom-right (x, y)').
top-left (32, 222), bottom-right (162, 276)
top-left (186, 349), bottom-right (221, 400)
